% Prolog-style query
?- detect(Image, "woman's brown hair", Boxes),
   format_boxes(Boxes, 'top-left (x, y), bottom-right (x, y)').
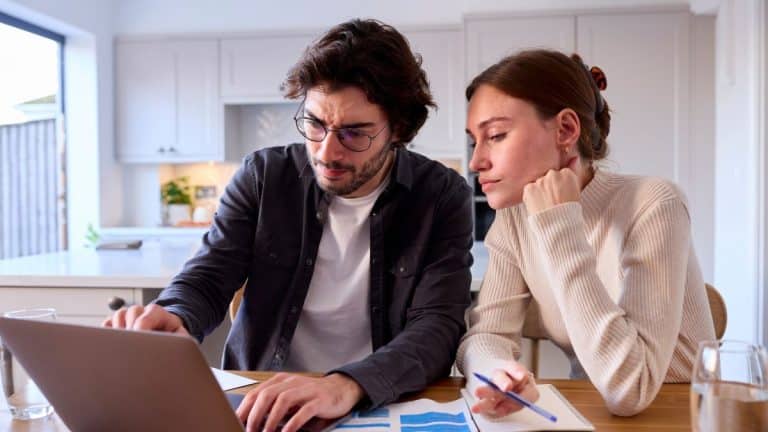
top-left (282, 19), bottom-right (435, 147)
top-left (466, 49), bottom-right (610, 161)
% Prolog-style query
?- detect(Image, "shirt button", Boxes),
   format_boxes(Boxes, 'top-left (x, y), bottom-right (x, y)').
top-left (371, 257), bottom-right (377, 264)
top-left (290, 306), bottom-right (298, 314)
top-left (399, 266), bottom-right (406, 273)
top-left (371, 211), bottom-right (378, 217)
top-left (305, 258), bottom-right (313, 266)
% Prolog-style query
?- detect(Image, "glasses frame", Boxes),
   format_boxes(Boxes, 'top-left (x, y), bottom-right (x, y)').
top-left (293, 104), bottom-right (388, 153)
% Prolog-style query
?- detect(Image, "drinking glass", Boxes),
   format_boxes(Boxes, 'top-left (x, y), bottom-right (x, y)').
top-left (0, 308), bottom-right (56, 420)
top-left (690, 340), bottom-right (768, 431)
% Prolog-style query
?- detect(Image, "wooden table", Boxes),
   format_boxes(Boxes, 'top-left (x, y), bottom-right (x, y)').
top-left (1, 371), bottom-right (692, 431)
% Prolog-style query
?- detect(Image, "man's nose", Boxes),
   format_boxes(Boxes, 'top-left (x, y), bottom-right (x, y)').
top-left (314, 130), bottom-right (346, 161)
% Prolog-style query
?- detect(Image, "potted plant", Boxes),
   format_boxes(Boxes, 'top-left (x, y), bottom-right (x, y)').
top-left (161, 176), bottom-right (192, 226)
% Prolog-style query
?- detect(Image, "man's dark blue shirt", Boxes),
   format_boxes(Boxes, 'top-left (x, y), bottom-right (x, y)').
top-left (155, 143), bottom-right (473, 408)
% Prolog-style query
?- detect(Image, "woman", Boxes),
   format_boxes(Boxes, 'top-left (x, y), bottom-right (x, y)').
top-left (457, 49), bottom-right (715, 417)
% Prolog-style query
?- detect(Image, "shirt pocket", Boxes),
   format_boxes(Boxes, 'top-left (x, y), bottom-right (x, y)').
top-left (252, 233), bottom-right (300, 269)
top-left (387, 249), bottom-right (423, 333)
top-left (246, 233), bottom-right (301, 300)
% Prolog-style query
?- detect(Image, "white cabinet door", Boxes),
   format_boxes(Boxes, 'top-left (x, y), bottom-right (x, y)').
top-left (466, 16), bottom-right (576, 79)
top-left (405, 30), bottom-right (465, 159)
top-left (220, 34), bottom-right (317, 101)
top-left (116, 40), bottom-right (220, 163)
top-left (173, 41), bottom-right (220, 160)
top-left (116, 41), bottom-right (174, 161)
top-left (576, 12), bottom-right (690, 188)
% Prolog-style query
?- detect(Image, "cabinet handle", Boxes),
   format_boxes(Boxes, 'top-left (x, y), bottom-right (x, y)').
top-left (158, 147), bottom-right (166, 154)
top-left (168, 146), bottom-right (177, 153)
top-left (107, 296), bottom-right (127, 311)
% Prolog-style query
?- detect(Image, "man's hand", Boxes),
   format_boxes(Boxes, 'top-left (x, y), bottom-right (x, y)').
top-left (102, 304), bottom-right (189, 335)
top-left (522, 156), bottom-right (582, 215)
top-left (472, 361), bottom-right (539, 418)
top-left (236, 372), bottom-right (364, 432)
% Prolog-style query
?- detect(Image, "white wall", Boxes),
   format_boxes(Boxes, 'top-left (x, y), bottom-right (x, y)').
top-left (689, 15), bottom-right (716, 283)
top-left (0, 0), bottom-right (121, 250)
top-left (763, 0), bottom-right (768, 347)
top-left (713, 0), bottom-right (765, 344)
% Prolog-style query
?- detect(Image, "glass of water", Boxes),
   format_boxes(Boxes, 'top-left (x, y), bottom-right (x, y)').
top-left (0, 308), bottom-right (56, 420)
top-left (690, 340), bottom-right (768, 432)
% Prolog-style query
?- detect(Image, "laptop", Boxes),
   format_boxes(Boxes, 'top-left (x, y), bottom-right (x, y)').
top-left (0, 317), bottom-right (246, 431)
top-left (0, 317), bottom-right (349, 432)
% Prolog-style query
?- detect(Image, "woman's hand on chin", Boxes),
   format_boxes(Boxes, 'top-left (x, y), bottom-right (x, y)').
top-left (523, 156), bottom-right (582, 215)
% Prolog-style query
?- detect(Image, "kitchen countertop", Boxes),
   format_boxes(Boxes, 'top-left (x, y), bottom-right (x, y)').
top-left (0, 240), bottom-right (200, 288)
top-left (0, 240), bottom-right (488, 291)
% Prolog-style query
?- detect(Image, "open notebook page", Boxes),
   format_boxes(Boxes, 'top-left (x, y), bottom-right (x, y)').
top-left (461, 384), bottom-right (594, 431)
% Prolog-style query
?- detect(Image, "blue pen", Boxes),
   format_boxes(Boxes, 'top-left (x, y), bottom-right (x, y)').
top-left (473, 372), bottom-right (558, 423)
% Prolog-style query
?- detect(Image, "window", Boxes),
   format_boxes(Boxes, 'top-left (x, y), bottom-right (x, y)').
top-left (0, 12), bottom-right (66, 259)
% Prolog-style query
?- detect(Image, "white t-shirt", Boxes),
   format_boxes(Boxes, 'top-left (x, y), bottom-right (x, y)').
top-left (283, 179), bottom-right (388, 372)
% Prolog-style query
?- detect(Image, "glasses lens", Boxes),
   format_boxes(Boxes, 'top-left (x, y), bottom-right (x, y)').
top-left (297, 118), bottom-right (326, 141)
top-left (337, 129), bottom-right (370, 151)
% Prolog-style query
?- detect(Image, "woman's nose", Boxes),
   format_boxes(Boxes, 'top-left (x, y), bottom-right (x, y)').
top-left (469, 145), bottom-right (489, 172)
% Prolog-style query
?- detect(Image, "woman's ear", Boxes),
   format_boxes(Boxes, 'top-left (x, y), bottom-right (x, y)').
top-left (555, 108), bottom-right (581, 153)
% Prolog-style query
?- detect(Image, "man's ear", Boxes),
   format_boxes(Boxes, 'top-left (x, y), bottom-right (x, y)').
top-left (555, 108), bottom-right (581, 153)
top-left (388, 129), bottom-right (401, 148)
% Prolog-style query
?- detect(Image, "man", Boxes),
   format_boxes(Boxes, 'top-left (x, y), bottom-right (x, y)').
top-left (104, 19), bottom-right (473, 432)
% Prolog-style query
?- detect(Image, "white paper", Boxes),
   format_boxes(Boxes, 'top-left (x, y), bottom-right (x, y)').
top-left (333, 397), bottom-right (478, 431)
top-left (461, 384), bottom-right (594, 431)
top-left (210, 368), bottom-right (258, 391)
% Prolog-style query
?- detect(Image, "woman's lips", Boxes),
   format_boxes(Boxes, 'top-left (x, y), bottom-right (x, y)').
top-left (480, 179), bottom-right (500, 192)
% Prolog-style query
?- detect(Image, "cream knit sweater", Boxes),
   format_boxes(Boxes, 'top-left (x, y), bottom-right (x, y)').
top-left (457, 169), bottom-right (715, 416)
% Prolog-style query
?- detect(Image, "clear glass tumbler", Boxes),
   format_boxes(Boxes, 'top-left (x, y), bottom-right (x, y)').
top-left (690, 340), bottom-right (768, 432)
top-left (0, 308), bottom-right (56, 420)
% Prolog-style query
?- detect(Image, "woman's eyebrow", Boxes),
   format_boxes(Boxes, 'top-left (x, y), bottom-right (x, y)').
top-left (477, 116), bottom-right (513, 129)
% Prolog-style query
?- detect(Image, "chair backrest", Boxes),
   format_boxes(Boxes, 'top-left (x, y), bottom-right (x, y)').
top-left (522, 283), bottom-right (728, 376)
top-left (229, 287), bottom-right (244, 322)
top-left (705, 283), bottom-right (727, 340)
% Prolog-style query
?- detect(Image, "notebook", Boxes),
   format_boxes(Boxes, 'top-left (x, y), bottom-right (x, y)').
top-left (461, 385), bottom-right (594, 431)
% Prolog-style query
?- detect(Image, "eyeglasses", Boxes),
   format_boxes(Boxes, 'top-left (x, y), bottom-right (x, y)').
top-left (294, 114), bottom-right (388, 153)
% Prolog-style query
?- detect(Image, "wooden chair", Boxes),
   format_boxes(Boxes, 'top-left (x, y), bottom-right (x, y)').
top-left (523, 283), bottom-right (728, 376)
top-left (705, 283), bottom-right (727, 340)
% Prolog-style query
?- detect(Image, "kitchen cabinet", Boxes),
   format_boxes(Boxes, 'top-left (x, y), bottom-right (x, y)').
top-left (220, 34), bottom-right (317, 102)
top-left (403, 29), bottom-right (465, 160)
top-left (576, 12), bottom-right (690, 186)
top-left (465, 16), bottom-right (576, 79)
top-left (116, 39), bottom-right (220, 163)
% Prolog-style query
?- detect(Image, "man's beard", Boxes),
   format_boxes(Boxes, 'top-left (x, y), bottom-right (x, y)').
top-left (311, 143), bottom-right (393, 197)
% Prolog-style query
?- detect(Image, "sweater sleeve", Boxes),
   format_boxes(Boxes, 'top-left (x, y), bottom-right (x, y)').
top-left (528, 199), bottom-right (690, 416)
top-left (456, 209), bottom-right (531, 393)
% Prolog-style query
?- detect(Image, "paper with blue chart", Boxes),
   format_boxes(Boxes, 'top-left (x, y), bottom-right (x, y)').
top-left (329, 384), bottom-right (593, 432)
top-left (331, 398), bottom-right (478, 431)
